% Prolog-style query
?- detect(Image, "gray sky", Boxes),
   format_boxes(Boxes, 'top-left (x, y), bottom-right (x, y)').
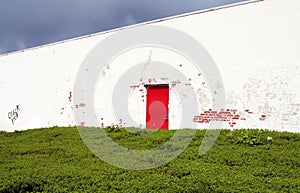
top-left (0, 0), bottom-right (247, 55)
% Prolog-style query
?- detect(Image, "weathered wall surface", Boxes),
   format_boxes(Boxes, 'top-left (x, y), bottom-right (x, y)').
top-left (0, 0), bottom-right (299, 132)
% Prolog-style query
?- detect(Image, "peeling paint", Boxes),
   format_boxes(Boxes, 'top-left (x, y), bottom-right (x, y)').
top-left (260, 115), bottom-right (266, 121)
top-left (75, 103), bottom-right (86, 109)
top-left (68, 91), bottom-right (72, 102)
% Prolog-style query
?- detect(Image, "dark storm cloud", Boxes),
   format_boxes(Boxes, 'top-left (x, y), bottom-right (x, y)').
top-left (0, 0), bottom-right (246, 55)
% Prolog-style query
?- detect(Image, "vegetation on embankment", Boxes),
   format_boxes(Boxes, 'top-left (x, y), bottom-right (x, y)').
top-left (0, 127), bottom-right (299, 192)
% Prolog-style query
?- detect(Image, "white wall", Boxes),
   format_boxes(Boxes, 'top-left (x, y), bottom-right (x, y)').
top-left (0, 0), bottom-right (299, 132)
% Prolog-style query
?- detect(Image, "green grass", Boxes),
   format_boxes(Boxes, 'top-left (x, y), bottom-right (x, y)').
top-left (0, 127), bottom-right (299, 192)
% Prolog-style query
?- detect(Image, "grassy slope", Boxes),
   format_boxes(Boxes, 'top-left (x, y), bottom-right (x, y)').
top-left (0, 127), bottom-right (299, 193)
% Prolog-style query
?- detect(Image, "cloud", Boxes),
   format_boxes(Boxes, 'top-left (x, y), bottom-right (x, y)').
top-left (0, 0), bottom-right (247, 55)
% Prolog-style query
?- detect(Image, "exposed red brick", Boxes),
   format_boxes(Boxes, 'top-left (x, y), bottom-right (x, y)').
top-left (194, 109), bottom-right (249, 127)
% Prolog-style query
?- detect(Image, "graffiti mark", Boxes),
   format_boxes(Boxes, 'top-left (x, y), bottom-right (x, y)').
top-left (193, 109), bottom-right (249, 127)
top-left (8, 105), bottom-right (20, 125)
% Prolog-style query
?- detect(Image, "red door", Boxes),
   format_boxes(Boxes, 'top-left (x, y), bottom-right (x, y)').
top-left (146, 85), bottom-right (169, 130)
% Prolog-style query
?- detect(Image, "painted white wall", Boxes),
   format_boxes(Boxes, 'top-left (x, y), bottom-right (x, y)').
top-left (0, 0), bottom-right (299, 132)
